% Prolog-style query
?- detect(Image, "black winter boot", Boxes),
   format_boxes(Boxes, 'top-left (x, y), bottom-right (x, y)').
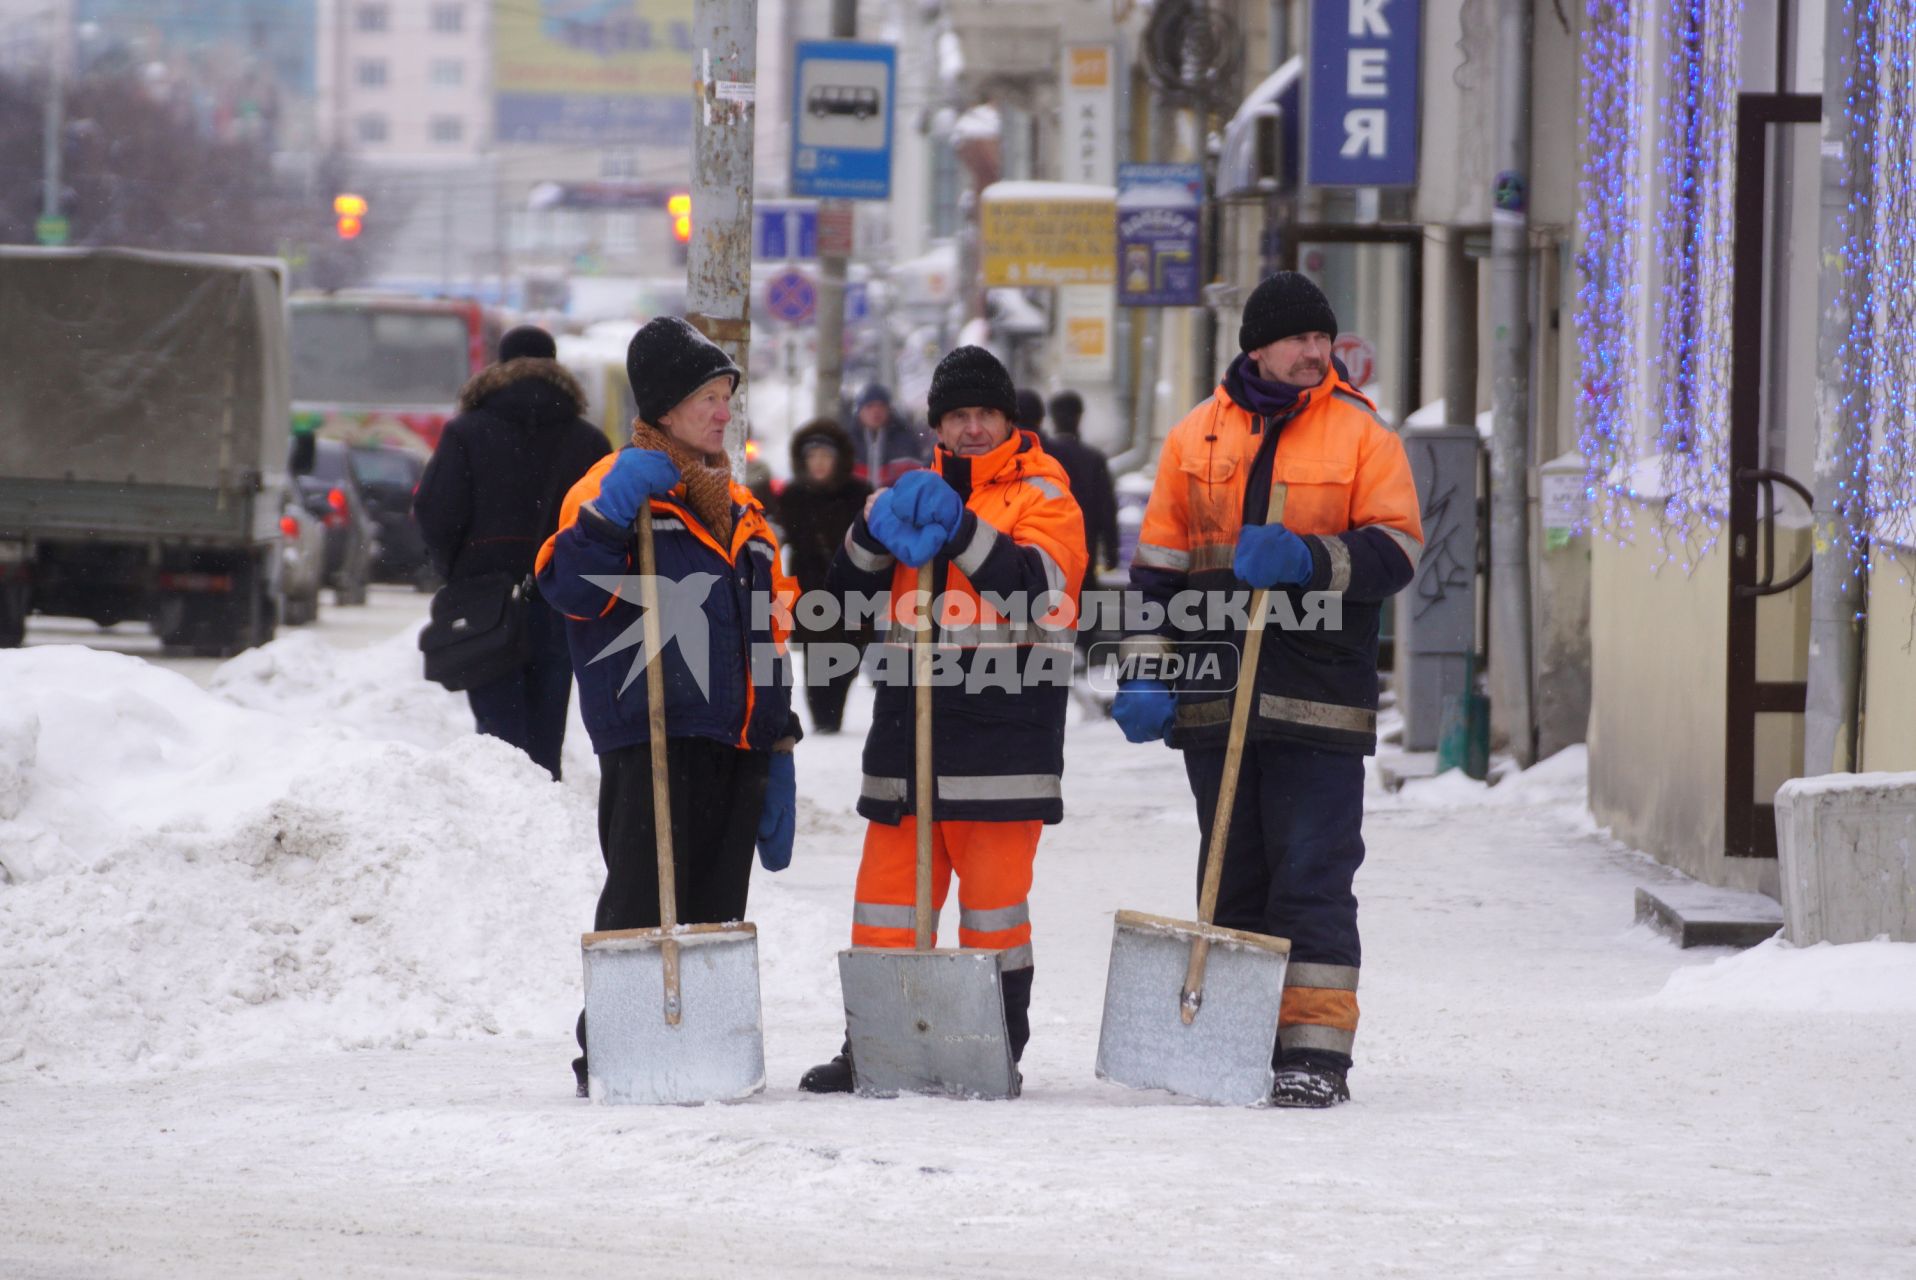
top-left (1270, 1049), bottom-right (1350, 1108)
top-left (1000, 967), bottom-right (1034, 1063)
top-left (572, 1010), bottom-right (590, 1098)
top-left (799, 1040), bottom-right (855, 1094)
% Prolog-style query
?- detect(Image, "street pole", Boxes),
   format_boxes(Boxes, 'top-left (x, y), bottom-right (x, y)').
top-left (40, 2), bottom-right (65, 231)
top-left (812, 0), bottom-right (857, 423)
top-left (1487, 0), bottom-right (1535, 766)
top-left (1803, 0), bottom-right (1869, 775)
top-left (687, 0), bottom-right (759, 467)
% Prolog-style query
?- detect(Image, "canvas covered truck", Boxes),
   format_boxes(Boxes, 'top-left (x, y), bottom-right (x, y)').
top-left (0, 247), bottom-right (292, 655)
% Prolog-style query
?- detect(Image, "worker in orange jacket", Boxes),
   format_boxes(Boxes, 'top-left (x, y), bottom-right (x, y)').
top-left (799, 345), bottom-right (1088, 1094)
top-left (1111, 272), bottom-right (1423, 1108)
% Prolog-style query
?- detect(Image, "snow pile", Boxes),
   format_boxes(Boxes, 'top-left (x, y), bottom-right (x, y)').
top-left (0, 643), bottom-right (603, 1076)
top-left (1649, 934), bottom-right (1916, 1014)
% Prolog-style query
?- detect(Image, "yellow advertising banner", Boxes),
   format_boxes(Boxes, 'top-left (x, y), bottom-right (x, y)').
top-left (493, 0), bottom-right (696, 145)
top-left (981, 198), bottom-right (1116, 287)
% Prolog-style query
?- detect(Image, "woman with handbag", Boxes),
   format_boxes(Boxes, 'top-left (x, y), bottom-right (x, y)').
top-left (414, 326), bottom-right (611, 780)
top-left (536, 316), bottom-right (801, 1096)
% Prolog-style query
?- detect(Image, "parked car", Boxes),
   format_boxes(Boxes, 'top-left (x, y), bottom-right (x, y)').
top-left (276, 495), bottom-right (325, 626)
top-left (290, 437), bottom-right (375, 606)
top-left (347, 445), bottom-right (434, 589)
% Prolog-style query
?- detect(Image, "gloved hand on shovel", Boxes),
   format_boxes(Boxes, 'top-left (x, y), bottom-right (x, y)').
top-left (866, 470), bottom-right (965, 566)
top-left (1112, 679), bottom-right (1177, 743)
top-left (592, 448), bottom-right (681, 528)
top-left (1233, 522), bottom-right (1314, 588)
top-left (757, 750), bottom-right (796, 871)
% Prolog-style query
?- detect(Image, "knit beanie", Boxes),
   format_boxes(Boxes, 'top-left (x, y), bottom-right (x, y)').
top-left (1237, 271), bottom-right (1339, 353)
top-left (1014, 388), bottom-right (1046, 432)
top-left (498, 324), bottom-right (557, 363)
top-left (625, 316), bottom-right (742, 426)
top-left (856, 383), bottom-right (892, 409)
top-left (926, 345), bottom-right (1018, 426)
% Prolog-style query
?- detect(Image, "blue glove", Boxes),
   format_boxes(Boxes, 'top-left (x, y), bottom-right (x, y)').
top-left (594, 449), bottom-right (680, 528)
top-left (865, 492), bottom-right (944, 568)
top-left (756, 751), bottom-right (795, 871)
top-left (1111, 679), bottom-right (1177, 743)
top-left (892, 469), bottom-right (964, 534)
top-left (1234, 523), bottom-right (1314, 588)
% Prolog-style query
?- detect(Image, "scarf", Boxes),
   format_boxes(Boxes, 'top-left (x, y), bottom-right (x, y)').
top-left (1222, 351), bottom-right (1307, 420)
top-left (631, 422), bottom-right (734, 544)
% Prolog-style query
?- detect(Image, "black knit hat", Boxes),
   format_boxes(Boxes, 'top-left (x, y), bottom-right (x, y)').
top-left (1238, 271), bottom-right (1338, 353)
top-left (856, 383), bottom-right (892, 409)
top-left (626, 316), bottom-right (742, 426)
top-left (498, 325), bottom-right (557, 363)
top-left (1014, 388), bottom-right (1046, 432)
top-left (926, 345), bottom-right (1018, 426)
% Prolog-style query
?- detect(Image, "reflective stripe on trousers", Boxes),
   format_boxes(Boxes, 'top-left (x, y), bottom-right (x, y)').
top-left (850, 816), bottom-right (1040, 970)
top-left (1279, 962), bottom-right (1359, 1056)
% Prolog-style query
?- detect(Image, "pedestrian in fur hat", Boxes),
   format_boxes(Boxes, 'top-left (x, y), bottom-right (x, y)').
top-left (775, 417), bottom-right (873, 734)
top-left (537, 314), bottom-right (802, 1098)
top-left (414, 324), bottom-right (610, 781)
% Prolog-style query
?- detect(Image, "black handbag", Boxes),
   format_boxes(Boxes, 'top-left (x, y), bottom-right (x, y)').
top-left (418, 570), bottom-right (534, 691)
top-left (418, 438), bottom-right (574, 692)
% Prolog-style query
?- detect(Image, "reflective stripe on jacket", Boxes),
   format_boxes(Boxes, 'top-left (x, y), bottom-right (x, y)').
top-left (1130, 372), bottom-right (1423, 754)
top-left (536, 449), bottom-right (799, 755)
top-left (829, 429), bottom-right (1088, 823)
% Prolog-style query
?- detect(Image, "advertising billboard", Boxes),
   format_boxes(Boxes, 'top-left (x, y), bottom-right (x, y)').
top-left (493, 0), bottom-right (695, 146)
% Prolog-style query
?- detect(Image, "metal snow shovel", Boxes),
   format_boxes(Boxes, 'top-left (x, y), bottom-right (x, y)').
top-left (1095, 493), bottom-right (1294, 1107)
top-left (836, 562), bottom-right (1019, 1100)
top-left (579, 503), bottom-right (766, 1105)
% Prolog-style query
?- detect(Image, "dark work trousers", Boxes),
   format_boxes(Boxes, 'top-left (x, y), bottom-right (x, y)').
top-left (1184, 740), bottom-right (1366, 1067)
top-left (576, 735), bottom-right (772, 1075)
top-left (799, 639), bottom-right (859, 733)
top-left (466, 596), bottom-right (572, 781)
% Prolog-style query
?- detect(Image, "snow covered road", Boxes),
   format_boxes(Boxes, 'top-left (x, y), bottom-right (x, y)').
top-left (3, 612), bottom-right (1913, 1278)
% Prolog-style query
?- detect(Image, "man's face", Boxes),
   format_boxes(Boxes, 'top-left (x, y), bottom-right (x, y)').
top-left (936, 406), bottom-right (1012, 456)
top-left (1251, 332), bottom-right (1333, 388)
top-left (857, 400), bottom-right (890, 430)
top-left (657, 375), bottom-right (733, 454)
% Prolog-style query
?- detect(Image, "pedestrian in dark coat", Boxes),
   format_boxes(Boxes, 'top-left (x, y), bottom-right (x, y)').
top-left (775, 417), bottom-right (872, 733)
top-left (845, 383), bottom-right (930, 485)
top-left (413, 325), bottom-right (610, 781)
top-left (1043, 390), bottom-right (1121, 583)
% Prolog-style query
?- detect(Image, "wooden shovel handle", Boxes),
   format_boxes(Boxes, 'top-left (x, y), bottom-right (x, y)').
top-left (637, 503), bottom-right (681, 1024)
top-left (1181, 485), bottom-right (1287, 1024)
top-left (914, 561), bottom-right (935, 950)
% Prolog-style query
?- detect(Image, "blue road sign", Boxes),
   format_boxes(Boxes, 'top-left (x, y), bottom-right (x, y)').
top-left (1306, 0), bottom-right (1422, 187)
top-left (766, 269), bottom-right (817, 325)
top-left (755, 203), bottom-right (818, 261)
top-left (791, 40), bottom-right (896, 200)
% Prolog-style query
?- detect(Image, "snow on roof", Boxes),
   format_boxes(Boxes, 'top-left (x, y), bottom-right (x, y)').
top-left (981, 180), bottom-right (1117, 203)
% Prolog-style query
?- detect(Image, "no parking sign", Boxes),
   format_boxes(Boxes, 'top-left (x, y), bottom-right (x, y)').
top-left (766, 269), bottom-right (817, 326)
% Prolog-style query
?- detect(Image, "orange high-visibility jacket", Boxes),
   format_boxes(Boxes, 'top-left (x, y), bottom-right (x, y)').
top-left (1128, 370), bottom-right (1423, 754)
top-left (828, 428), bottom-right (1089, 824)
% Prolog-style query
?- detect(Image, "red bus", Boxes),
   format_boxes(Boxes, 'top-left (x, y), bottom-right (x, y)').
top-left (289, 293), bottom-right (504, 457)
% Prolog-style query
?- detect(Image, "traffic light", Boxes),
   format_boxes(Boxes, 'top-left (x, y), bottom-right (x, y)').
top-left (333, 192), bottom-right (367, 240)
top-left (668, 192), bottom-right (691, 244)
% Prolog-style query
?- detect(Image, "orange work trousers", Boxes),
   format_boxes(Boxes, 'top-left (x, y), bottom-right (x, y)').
top-left (850, 817), bottom-right (1039, 971)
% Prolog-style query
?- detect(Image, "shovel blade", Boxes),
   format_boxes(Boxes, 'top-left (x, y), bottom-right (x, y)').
top-left (1095, 910), bottom-right (1290, 1107)
top-left (582, 924), bottom-right (765, 1105)
top-left (838, 947), bottom-right (1018, 1100)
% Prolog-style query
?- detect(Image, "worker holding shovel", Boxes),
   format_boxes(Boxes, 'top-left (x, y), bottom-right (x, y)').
top-left (799, 346), bottom-right (1088, 1094)
top-left (537, 317), bottom-right (801, 1098)
top-left (1110, 274), bottom-right (1423, 1108)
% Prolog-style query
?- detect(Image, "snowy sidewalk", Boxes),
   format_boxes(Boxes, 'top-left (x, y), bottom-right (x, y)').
top-left (3, 628), bottom-right (1914, 1278)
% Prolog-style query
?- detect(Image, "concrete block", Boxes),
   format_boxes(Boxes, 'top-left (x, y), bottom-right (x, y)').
top-left (1775, 772), bottom-right (1916, 945)
top-left (1634, 882), bottom-right (1783, 949)
top-left (1375, 750), bottom-right (1440, 793)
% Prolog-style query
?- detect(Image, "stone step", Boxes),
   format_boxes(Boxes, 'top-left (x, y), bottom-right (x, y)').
top-left (1634, 882), bottom-right (1784, 949)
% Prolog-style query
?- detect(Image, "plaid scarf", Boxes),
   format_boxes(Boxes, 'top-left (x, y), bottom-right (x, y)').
top-left (631, 422), bottom-right (734, 545)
